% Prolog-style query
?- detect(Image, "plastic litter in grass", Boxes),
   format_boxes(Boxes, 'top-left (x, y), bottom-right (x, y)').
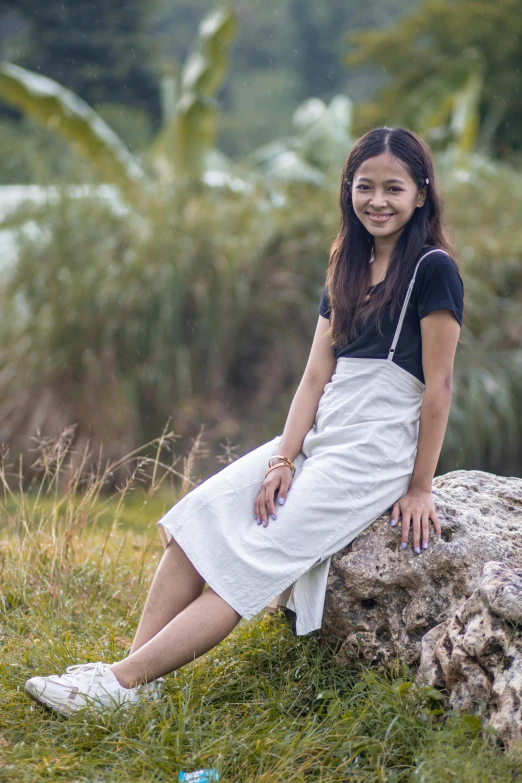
top-left (178, 770), bottom-right (219, 782)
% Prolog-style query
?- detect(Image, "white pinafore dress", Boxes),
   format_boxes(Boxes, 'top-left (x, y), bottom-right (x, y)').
top-left (157, 249), bottom-right (446, 635)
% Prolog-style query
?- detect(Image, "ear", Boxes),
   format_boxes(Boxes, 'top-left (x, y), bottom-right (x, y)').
top-left (416, 185), bottom-right (427, 208)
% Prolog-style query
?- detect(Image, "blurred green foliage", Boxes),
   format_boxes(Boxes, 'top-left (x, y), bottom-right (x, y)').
top-left (0, 180), bottom-right (334, 476)
top-left (0, 0), bottom-right (161, 121)
top-left (347, 0), bottom-right (522, 159)
top-left (155, 0), bottom-right (419, 158)
top-left (0, 0), bottom-right (420, 175)
top-left (0, 1), bottom-right (520, 483)
top-left (0, 7), bottom-right (238, 190)
top-left (0, 156), bottom-right (522, 480)
top-left (0, 115), bottom-right (96, 184)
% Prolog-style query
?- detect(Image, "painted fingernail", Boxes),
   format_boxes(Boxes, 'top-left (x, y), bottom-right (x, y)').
top-left (254, 514), bottom-right (258, 521)
top-left (423, 542), bottom-right (428, 549)
top-left (270, 514), bottom-right (276, 521)
top-left (401, 542), bottom-right (407, 549)
top-left (263, 520), bottom-right (267, 527)
top-left (257, 519), bottom-right (262, 525)
top-left (278, 497), bottom-right (285, 505)
top-left (437, 534), bottom-right (441, 539)
top-left (415, 547), bottom-right (421, 554)
top-left (389, 519), bottom-right (397, 527)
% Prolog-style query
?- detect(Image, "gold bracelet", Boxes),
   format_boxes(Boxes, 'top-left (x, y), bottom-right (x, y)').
top-left (264, 462), bottom-right (295, 479)
top-left (272, 459), bottom-right (295, 476)
top-left (265, 462), bottom-right (295, 478)
top-left (268, 454), bottom-right (295, 471)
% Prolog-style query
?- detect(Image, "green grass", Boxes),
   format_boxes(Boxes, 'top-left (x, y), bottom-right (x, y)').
top-left (1, 435), bottom-right (522, 782)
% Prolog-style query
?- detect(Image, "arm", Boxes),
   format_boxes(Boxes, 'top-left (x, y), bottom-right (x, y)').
top-left (392, 309), bottom-right (461, 551)
top-left (254, 314), bottom-right (335, 527)
top-left (277, 314), bottom-right (336, 463)
top-left (410, 310), bottom-right (460, 490)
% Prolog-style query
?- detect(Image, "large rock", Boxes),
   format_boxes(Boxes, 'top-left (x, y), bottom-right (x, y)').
top-left (417, 561), bottom-right (522, 747)
top-left (320, 470), bottom-right (522, 666)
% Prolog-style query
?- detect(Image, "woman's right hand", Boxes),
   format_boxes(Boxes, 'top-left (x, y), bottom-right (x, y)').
top-left (254, 465), bottom-right (294, 528)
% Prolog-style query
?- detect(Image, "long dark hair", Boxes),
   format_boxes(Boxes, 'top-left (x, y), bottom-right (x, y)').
top-left (325, 126), bottom-right (458, 347)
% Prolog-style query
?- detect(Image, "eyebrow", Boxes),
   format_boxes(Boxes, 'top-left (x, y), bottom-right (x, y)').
top-left (356, 177), bottom-right (406, 184)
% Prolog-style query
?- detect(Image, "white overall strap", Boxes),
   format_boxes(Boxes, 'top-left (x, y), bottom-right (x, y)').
top-left (387, 248), bottom-right (450, 362)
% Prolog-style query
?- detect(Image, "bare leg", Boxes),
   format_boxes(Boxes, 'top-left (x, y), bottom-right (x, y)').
top-left (111, 587), bottom-right (241, 687)
top-left (130, 538), bottom-right (206, 653)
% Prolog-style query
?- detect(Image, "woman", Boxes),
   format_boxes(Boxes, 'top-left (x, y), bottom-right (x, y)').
top-left (25, 126), bottom-right (464, 716)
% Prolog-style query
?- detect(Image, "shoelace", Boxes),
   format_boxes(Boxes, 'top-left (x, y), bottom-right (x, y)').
top-left (57, 662), bottom-right (164, 693)
top-left (63, 661), bottom-right (111, 691)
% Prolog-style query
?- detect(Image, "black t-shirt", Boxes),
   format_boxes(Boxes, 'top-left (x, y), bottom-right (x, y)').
top-left (318, 246), bottom-right (464, 384)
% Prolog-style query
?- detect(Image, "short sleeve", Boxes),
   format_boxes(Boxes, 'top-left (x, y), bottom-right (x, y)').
top-left (319, 287), bottom-right (331, 319)
top-left (415, 252), bottom-right (464, 325)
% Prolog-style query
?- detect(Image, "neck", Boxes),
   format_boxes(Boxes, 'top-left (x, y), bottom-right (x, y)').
top-left (372, 230), bottom-right (403, 265)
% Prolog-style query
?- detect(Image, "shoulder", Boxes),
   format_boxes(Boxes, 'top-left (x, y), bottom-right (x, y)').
top-left (416, 247), bottom-right (464, 289)
top-left (414, 246), bottom-right (464, 325)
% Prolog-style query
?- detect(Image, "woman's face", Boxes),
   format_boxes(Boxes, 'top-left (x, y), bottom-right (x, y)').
top-left (351, 151), bottom-right (427, 242)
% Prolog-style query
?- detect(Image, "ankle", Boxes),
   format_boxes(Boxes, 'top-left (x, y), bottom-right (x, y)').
top-left (109, 664), bottom-right (133, 690)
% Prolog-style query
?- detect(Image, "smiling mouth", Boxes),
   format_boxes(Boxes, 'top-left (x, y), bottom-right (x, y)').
top-left (366, 212), bottom-right (394, 222)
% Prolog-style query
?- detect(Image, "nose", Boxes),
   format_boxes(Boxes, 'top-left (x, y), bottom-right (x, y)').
top-left (369, 190), bottom-right (389, 208)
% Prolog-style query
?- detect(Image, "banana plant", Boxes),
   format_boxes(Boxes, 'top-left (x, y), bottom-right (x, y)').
top-left (0, 61), bottom-right (147, 191)
top-left (150, 6), bottom-right (237, 181)
top-left (404, 48), bottom-right (484, 167)
top-left (244, 94), bottom-right (354, 187)
top-left (0, 6), bottom-right (237, 191)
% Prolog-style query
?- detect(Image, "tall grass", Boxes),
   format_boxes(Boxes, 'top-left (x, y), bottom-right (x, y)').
top-left (1, 159), bottom-right (522, 481)
top-left (0, 182), bottom-right (334, 481)
top-left (1, 432), bottom-right (522, 781)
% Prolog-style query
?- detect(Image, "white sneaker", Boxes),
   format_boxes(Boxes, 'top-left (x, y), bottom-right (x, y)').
top-left (25, 662), bottom-right (163, 717)
top-left (139, 676), bottom-right (165, 701)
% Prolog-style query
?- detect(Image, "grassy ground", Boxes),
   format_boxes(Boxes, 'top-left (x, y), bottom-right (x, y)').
top-left (1, 436), bottom-right (522, 782)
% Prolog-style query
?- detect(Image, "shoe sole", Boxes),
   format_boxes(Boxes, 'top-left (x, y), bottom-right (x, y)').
top-left (25, 681), bottom-right (72, 718)
top-left (25, 680), bottom-right (162, 717)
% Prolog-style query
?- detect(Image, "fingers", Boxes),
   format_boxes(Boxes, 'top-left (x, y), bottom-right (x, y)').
top-left (254, 485), bottom-right (268, 526)
top-left (412, 513), bottom-right (421, 553)
top-left (254, 465), bottom-right (294, 528)
top-left (400, 511), bottom-right (410, 550)
top-left (393, 498), bottom-right (442, 554)
top-left (400, 510), bottom-right (423, 552)
top-left (277, 478), bottom-right (290, 506)
top-left (389, 502), bottom-right (399, 527)
top-left (431, 510), bottom-right (442, 540)
top-left (255, 484), bottom-right (270, 527)
top-left (255, 480), bottom-right (280, 527)
top-left (277, 475), bottom-right (292, 516)
top-left (265, 481), bottom-right (278, 525)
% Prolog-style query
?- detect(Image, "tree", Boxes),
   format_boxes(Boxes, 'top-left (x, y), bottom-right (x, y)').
top-left (152, 0), bottom-right (419, 157)
top-left (0, 0), bottom-right (161, 126)
top-left (345, 0), bottom-right (522, 158)
top-left (0, 7), bottom-right (238, 190)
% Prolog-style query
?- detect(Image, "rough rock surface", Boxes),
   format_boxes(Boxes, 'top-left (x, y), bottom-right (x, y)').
top-left (320, 470), bottom-right (522, 667)
top-left (417, 561), bottom-right (522, 747)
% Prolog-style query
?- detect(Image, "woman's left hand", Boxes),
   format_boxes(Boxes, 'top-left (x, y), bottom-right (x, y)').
top-left (389, 487), bottom-right (441, 553)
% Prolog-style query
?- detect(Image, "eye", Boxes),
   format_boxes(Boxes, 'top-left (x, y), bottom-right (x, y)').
top-left (355, 185), bottom-right (403, 192)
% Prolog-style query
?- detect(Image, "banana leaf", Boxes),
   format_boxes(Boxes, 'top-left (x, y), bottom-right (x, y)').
top-left (0, 62), bottom-right (146, 188)
top-left (150, 7), bottom-right (237, 181)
